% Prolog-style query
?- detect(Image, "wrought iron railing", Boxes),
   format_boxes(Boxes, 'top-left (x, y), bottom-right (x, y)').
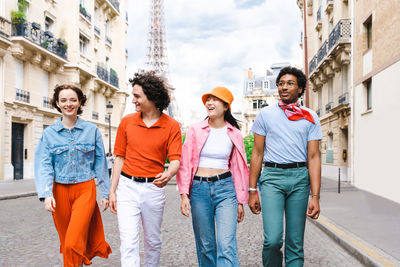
top-left (338, 92), bottom-right (349, 105)
top-left (107, 0), bottom-right (120, 12)
top-left (328, 19), bottom-right (351, 51)
top-left (43, 96), bottom-right (53, 108)
top-left (308, 19), bottom-right (351, 75)
top-left (11, 19), bottom-right (67, 59)
top-left (325, 102), bottom-right (333, 113)
top-left (15, 88), bottom-right (30, 103)
top-left (97, 64), bottom-right (119, 88)
top-left (94, 26), bottom-right (100, 36)
top-left (106, 36), bottom-right (112, 46)
top-left (92, 111), bottom-right (99, 120)
top-left (79, 5), bottom-right (92, 21)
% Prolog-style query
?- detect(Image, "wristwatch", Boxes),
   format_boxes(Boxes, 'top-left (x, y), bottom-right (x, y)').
top-left (248, 187), bottom-right (257, 192)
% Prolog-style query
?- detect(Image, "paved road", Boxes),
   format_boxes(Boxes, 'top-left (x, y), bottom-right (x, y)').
top-left (0, 185), bottom-right (362, 267)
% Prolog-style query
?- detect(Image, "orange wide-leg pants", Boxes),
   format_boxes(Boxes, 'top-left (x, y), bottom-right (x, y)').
top-left (52, 179), bottom-right (112, 267)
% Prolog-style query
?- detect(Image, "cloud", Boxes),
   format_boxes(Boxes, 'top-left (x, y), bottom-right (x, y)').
top-left (126, 0), bottom-right (303, 126)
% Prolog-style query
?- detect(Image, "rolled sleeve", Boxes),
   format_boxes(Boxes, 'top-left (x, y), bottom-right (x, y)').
top-left (251, 112), bottom-right (267, 136)
top-left (34, 134), bottom-right (55, 199)
top-left (113, 118), bottom-right (127, 157)
top-left (94, 128), bottom-right (110, 198)
top-left (167, 122), bottom-right (182, 161)
top-left (307, 115), bottom-right (323, 141)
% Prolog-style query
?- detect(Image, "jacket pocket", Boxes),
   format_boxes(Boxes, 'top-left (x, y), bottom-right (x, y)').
top-left (49, 145), bottom-right (69, 169)
top-left (76, 144), bottom-right (95, 165)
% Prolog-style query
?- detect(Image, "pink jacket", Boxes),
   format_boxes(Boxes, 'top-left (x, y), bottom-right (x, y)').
top-left (176, 119), bottom-right (249, 204)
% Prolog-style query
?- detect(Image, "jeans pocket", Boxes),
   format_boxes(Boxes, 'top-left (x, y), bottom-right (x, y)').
top-left (191, 179), bottom-right (201, 189)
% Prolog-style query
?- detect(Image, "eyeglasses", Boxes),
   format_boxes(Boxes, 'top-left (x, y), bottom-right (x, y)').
top-left (277, 81), bottom-right (297, 88)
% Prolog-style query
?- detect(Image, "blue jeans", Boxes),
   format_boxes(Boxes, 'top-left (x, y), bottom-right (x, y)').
top-left (260, 166), bottom-right (310, 267)
top-left (190, 176), bottom-right (239, 267)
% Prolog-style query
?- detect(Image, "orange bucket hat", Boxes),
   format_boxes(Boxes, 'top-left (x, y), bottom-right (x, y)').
top-left (201, 87), bottom-right (234, 111)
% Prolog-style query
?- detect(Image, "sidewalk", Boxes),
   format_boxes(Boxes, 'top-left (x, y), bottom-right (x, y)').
top-left (310, 177), bottom-right (400, 266)
top-left (1, 177), bottom-right (399, 266)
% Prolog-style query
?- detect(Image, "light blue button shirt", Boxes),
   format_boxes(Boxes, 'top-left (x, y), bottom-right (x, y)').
top-left (34, 117), bottom-right (110, 199)
top-left (251, 103), bottom-right (322, 164)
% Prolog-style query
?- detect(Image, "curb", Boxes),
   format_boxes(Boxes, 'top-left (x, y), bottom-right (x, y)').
top-left (309, 215), bottom-right (400, 267)
top-left (0, 191), bottom-right (37, 201)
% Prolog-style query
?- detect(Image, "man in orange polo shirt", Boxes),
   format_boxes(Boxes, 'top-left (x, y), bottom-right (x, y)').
top-left (109, 71), bottom-right (182, 267)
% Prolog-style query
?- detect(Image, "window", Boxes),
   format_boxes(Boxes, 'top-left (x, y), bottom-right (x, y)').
top-left (80, 0), bottom-right (87, 8)
top-left (105, 19), bottom-right (110, 37)
top-left (328, 133), bottom-right (333, 150)
top-left (15, 59), bottom-right (24, 90)
top-left (364, 16), bottom-right (372, 49)
top-left (252, 99), bottom-right (263, 110)
top-left (106, 57), bottom-right (110, 70)
top-left (248, 81), bottom-right (254, 91)
top-left (94, 7), bottom-right (98, 25)
top-left (262, 80), bottom-right (270, 90)
top-left (342, 65), bottom-right (348, 93)
top-left (79, 34), bottom-right (89, 55)
top-left (318, 90), bottom-right (322, 109)
top-left (365, 79), bottom-right (372, 110)
top-left (328, 78), bottom-right (333, 102)
top-left (43, 71), bottom-right (49, 97)
top-left (45, 16), bottom-right (54, 32)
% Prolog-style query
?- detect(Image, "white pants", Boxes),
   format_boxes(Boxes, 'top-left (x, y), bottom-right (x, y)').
top-left (117, 175), bottom-right (166, 267)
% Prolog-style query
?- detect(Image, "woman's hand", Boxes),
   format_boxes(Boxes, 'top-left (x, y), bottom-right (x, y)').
top-left (44, 196), bottom-right (56, 212)
top-left (109, 192), bottom-right (117, 214)
top-left (180, 194), bottom-right (191, 217)
top-left (237, 203), bottom-right (244, 223)
top-left (100, 198), bottom-right (109, 212)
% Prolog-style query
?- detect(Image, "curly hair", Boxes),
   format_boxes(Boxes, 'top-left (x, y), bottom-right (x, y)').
top-left (276, 66), bottom-right (307, 97)
top-left (129, 71), bottom-right (170, 112)
top-left (51, 84), bottom-right (87, 115)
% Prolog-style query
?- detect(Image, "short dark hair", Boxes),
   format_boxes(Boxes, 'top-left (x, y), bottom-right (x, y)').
top-left (276, 66), bottom-right (307, 97)
top-left (51, 84), bottom-right (87, 115)
top-left (129, 71), bottom-right (170, 112)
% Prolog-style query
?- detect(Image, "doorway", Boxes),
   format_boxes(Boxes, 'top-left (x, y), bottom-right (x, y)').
top-left (12, 122), bottom-right (24, 180)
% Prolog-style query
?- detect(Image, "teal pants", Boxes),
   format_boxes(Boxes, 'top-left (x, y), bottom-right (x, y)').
top-left (259, 166), bottom-right (310, 267)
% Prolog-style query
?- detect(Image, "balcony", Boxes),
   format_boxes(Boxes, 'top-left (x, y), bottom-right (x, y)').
top-left (11, 19), bottom-right (67, 59)
top-left (338, 92), bottom-right (349, 105)
top-left (15, 88), bottom-right (30, 103)
top-left (92, 111), bottom-right (99, 120)
top-left (325, 102), bottom-right (333, 113)
top-left (97, 64), bottom-right (119, 88)
top-left (79, 5), bottom-right (92, 22)
top-left (107, 0), bottom-right (120, 12)
top-left (105, 36), bottom-right (112, 46)
top-left (94, 26), bottom-right (100, 36)
top-left (308, 19), bottom-right (351, 75)
top-left (43, 96), bottom-right (53, 108)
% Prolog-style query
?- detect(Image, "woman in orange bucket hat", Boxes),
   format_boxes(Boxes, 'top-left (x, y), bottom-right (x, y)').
top-left (177, 86), bottom-right (249, 266)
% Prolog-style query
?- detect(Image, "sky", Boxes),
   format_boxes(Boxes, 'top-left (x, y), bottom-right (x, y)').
top-left (125, 0), bottom-right (303, 126)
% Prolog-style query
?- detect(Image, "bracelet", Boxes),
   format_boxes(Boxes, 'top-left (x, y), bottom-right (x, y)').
top-left (311, 194), bottom-right (320, 199)
top-left (248, 187), bottom-right (257, 192)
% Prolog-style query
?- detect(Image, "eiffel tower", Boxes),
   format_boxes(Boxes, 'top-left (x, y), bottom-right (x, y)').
top-left (146, 0), bottom-right (179, 119)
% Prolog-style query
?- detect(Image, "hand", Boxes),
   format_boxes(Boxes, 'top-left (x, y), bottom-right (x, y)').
top-left (180, 194), bottom-right (191, 217)
top-left (248, 192), bottom-right (261, 214)
top-left (153, 172), bottom-right (171, 188)
top-left (109, 192), bottom-right (117, 214)
top-left (44, 196), bottom-right (56, 212)
top-left (100, 198), bottom-right (109, 212)
top-left (307, 197), bottom-right (320, 219)
top-left (237, 204), bottom-right (244, 223)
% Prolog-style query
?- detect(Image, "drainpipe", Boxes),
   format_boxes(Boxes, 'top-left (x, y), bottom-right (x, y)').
top-left (303, 0), bottom-right (309, 107)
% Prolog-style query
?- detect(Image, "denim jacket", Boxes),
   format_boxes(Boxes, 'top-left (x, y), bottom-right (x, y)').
top-left (34, 117), bottom-right (110, 199)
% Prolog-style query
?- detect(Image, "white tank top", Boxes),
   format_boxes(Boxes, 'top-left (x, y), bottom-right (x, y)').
top-left (198, 126), bottom-right (233, 169)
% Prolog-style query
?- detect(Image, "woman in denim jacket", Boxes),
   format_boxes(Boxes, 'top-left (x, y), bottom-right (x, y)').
top-left (176, 87), bottom-right (249, 267)
top-left (34, 84), bottom-right (111, 267)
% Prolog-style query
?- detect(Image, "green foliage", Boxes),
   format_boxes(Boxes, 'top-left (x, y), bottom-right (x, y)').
top-left (110, 68), bottom-right (117, 76)
top-left (18, 0), bottom-right (29, 13)
top-left (243, 134), bottom-right (254, 163)
top-left (11, 10), bottom-right (26, 23)
top-left (182, 132), bottom-right (186, 144)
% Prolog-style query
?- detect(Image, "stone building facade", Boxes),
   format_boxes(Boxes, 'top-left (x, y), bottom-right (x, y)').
top-left (0, 0), bottom-right (128, 180)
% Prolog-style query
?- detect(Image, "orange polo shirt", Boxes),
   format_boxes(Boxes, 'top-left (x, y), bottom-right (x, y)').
top-left (113, 112), bottom-right (182, 177)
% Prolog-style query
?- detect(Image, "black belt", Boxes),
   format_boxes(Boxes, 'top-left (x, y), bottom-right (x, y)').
top-left (264, 162), bottom-right (307, 169)
top-left (194, 171), bottom-right (232, 182)
top-left (121, 171), bottom-right (156, 183)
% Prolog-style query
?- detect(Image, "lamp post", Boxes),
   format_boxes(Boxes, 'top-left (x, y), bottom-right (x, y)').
top-left (106, 101), bottom-right (113, 155)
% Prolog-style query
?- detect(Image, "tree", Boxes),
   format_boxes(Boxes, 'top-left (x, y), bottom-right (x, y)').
top-left (243, 135), bottom-right (254, 164)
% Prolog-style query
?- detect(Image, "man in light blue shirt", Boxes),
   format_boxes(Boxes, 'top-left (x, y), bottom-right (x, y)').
top-left (249, 66), bottom-right (322, 267)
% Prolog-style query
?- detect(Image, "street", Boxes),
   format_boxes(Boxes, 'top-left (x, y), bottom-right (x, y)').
top-left (0, 185), bottom-right (362, 267)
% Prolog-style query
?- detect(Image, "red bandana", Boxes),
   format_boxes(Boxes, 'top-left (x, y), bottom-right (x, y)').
top-left (278, 100), bottom-right (315, 124)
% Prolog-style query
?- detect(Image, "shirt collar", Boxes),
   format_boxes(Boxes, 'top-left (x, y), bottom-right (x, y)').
top-left (200, 118), bottom-right (234, 131)
top-left (134, 112), bottom-right (165, 128)
top-left (55, 117), bottom-right (84, 132)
